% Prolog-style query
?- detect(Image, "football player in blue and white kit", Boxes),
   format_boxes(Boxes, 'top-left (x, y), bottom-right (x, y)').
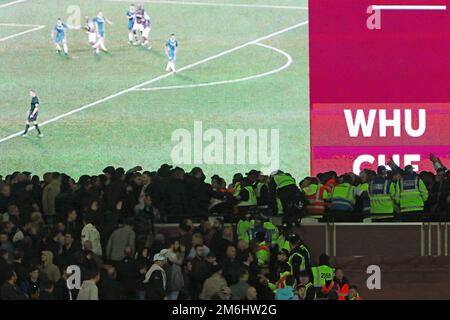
top-left (51, 18), bottom-right (69, 55)
top-left (165, 34), bottom-right (178, 73)
top-left (92, 11), bottom-right (113, 54)
top-left (126, 3), bottom-right (136, 44)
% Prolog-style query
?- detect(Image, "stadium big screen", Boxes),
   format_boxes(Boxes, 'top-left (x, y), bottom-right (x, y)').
top-left (309, 0), bottom-right (450, 175)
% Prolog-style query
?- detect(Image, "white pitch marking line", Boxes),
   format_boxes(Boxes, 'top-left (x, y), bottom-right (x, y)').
top-left (105, 0), bottom-right (308, 10)
top-left (0, 0), bottom-right (28, 9)
top-left (0, 22), bottom-right (42, 27)
top-left (371, 5), bottom-right (446, 10)
top-left (0, 20), bottom-right (308, 144)
top-left (0, 24), bottom-right (45, 42)
top-left (133, 42), bottom-right (292, 92)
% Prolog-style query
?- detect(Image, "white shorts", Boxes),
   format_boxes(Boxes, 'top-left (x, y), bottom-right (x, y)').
top-left (88, 33), bottom-right (96, 43)
top-left (133, 23), bottom-right (144, 32)
top-left (142, 27), bottom-right (150, 38)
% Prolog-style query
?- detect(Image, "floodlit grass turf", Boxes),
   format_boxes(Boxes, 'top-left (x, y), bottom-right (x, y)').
top-left (0, 0), bottom-right (309, 182)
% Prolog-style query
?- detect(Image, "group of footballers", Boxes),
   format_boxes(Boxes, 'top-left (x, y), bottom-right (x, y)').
top-left (50, 3), bottom-right (178, 71)
top-left (27, 4), bottom-right (179, 138)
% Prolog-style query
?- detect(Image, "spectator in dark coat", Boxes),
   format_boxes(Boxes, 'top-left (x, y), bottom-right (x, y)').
top-left (254, 274), bottom-right (275, 300)
top-left (19, 266), bottom-right (41, 300)
top-left (54, 268), bottom-right (73, 300)
top-left (64, 209), bottom-right (82, 241)
top-left (0, 269), bottom-right (27, 300)
top-left (103, 171), bottom-right (127, 212)
top-left (164, 168), bottom-right (189, 222)
top-left (178, 219), bottom-right (194, 257)
top-left (98, 266), bottom-right (125, 300)
top-left (190, 245), bottom-right (210, 299)
top-left (39, 279), bottom-right (57, 300)
top-left (185, 168), bottom-right (213, 218)
top-left (221, 245), bottom-right (241, 286)
top-left (178, 259), bottom-right (194, 300)
top-left (116, 247), bottom-right (139, 299)
top-left (59, 232), bottom-right (81, 268)
top-left (12, 249), bottom-right (28, 286)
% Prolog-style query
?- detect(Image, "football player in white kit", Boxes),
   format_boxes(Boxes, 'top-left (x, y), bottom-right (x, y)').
top-left (84, 16), bottom-right (96, 46)
top-left (131, 4), bottom-right (145, 45)
top-left (142, 12), bottom-right (151, 49)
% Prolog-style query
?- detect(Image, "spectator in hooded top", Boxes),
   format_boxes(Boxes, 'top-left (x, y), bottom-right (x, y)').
top-left (39, 250), bottom-right (61, 283)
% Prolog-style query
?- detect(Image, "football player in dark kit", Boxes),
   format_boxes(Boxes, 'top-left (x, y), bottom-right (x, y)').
top-left (21, 90), bottom-right (43, 137)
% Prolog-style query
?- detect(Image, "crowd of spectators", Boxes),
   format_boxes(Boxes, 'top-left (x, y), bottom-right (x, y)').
top-left (0, 157), bottom-right (448, 300)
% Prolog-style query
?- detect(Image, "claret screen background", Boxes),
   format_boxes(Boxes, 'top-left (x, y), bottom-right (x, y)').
top-left (308, 0), bottom-right (450, 175)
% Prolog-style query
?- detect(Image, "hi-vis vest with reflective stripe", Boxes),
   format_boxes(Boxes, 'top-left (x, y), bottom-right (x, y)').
top-left (273, 174), bottom-right (296, 189)
top-left (304, 184), bottom-right (328, 215)
top-left (255, 182), bottom-right (265, 198)
top-left (303, 282), bottom-right (316, 300)
top-left (396, 175), bottom-right (428, 213)
top-left (233, 182), bottom-right (242, 197)
top-left (330, 183), bottom-right (355, 211)
top-left (288, 245), bottom-right (310, 272)
top-left (276, 236), bottom-right (291, 252)
top-left (312, 265), bottom-right (334, 287)
top-left (237, 186), bottom-right (257, 207)
top-left (237, 219), bottom-right (255, 243)
top-left (368, 178), bottom-right (394, 214)
top-left (263, 221), bottom-right (279, 245)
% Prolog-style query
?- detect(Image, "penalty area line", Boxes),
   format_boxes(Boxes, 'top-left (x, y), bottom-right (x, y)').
top-left (0, 0), bottom-right (28, 9)
top-left (133, 42), bottom-right (293, 92)
top-left (0, 24), bottom-right (46, 42)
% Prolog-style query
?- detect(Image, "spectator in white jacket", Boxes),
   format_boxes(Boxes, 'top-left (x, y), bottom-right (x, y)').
top-left (81, 215), bottom-right (102, 257)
